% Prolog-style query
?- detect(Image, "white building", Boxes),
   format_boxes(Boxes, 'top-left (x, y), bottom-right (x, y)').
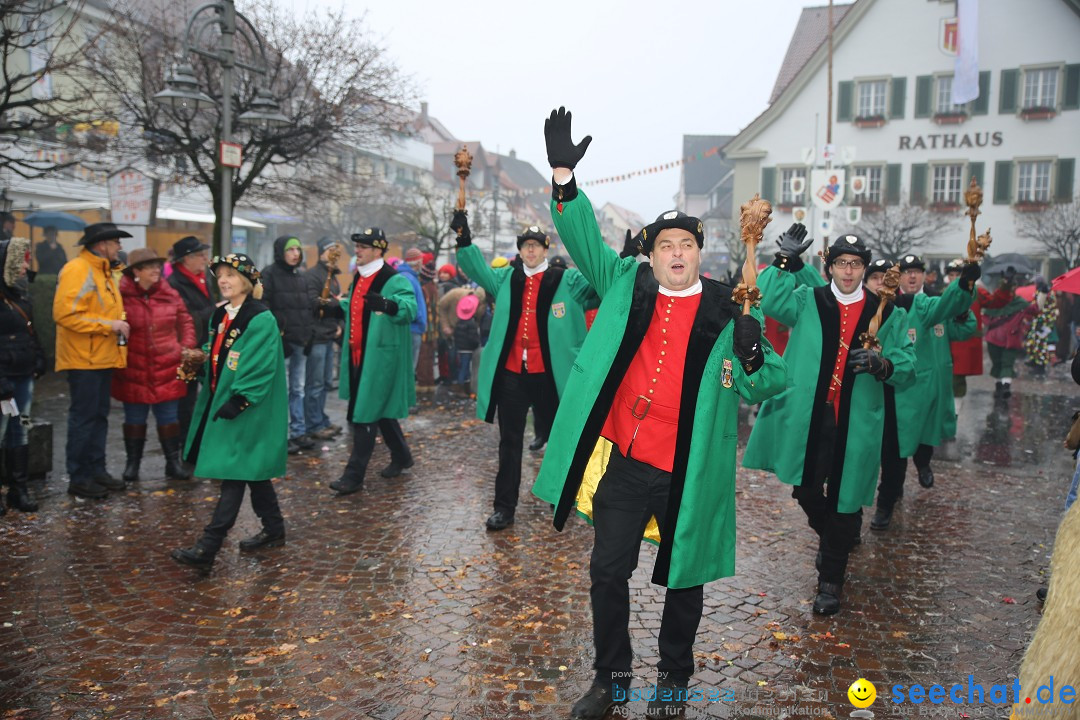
top-left (724, 0), bottom-right (1080, 269)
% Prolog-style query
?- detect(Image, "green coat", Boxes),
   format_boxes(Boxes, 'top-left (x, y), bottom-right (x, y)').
top-left (531, 186), bottom-right (786, 589)
top-left (338, 264), bottom-right (418, 424)
top-left (892, 281), bottom-right (975, 455)
top-left (184, 300), bottom-right (288, 481)
top-left (744, 265), bottom-right (916, 513)
top-left (456, 243), bottom-right (598, 424)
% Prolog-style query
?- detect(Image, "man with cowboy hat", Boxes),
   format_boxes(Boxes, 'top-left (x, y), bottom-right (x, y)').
top-left (531, 107), bottom-right (785, 719)
top-left (168, 235), bottom-right (216, 446)
top-left (745, 230), bottom-right (917, 616)
top-left (326, 227), bottom-right (418, 496)
top-left (450, 213), bottom-right (598, 532)
top-left (53, 222), bottom-right (132, 498)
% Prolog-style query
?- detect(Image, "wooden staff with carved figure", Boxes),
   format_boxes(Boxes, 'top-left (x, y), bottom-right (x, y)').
top-left (860, 263), bottom-right (901, 350)
top-left (454, 146), bottom-right (473, 213)
top-left (733, 194), bottom-right (772, 315)
top-left (964, 177), bottom-right (992, 263)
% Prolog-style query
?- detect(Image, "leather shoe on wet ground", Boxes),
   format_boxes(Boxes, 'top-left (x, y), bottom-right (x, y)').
top-left (917, 466), bottom-right (934, 488)
top-left (485, 510), bottom-right (515, 531)
top-left (380, 457), bottom-right (414, 478)
top-left (239, 530), bottom-right (286, 551)
top-left (528, 437), bottom-right (547, 452)
top-left (94, 472), bottom-right (125, 491)
top-left (68, 478), bottom-right (109, 499)
top-left (571, 682), bottom-right (627, 720)
top-left (329, 476), bottom-right (363, 495)
top-left (813, 581), bottom-right (843, 615)
top-left (171, 545), bottom-right (215, 568)
top-left (870, 507), bottom-right (893, 531)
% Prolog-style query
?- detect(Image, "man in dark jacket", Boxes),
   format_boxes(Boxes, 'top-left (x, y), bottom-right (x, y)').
top-left (168, 236), bottom-right (216, 446)
top-left (35, 226), bottom-right (68, 275)
top-left (304, 237), bottom-right (344, 440)
top-left (261, 235), bottom-right (314, 453)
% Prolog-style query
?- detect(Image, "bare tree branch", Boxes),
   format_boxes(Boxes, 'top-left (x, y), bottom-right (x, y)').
top-left (1015, 196), bottom-right (1080, 268)
top-left (836, 195), bottom-right (961, 261)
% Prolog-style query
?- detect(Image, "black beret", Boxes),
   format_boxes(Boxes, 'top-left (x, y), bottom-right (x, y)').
top-left (898, 254), bottom-right (925, 271)
top-left (639, 210), bottom-right (704, 255)
top-left (351, 227), bottom-right (388, 250)
top-left (866, 258), bottom-right (893, 276)
top-left (516, 226), bottom-right (550, 250)
top-left (825, 234), bottom-right (871, 266)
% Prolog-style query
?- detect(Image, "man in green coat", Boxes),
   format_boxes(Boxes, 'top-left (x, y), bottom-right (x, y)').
top-left (532, 107), bottom-right (786, 720)
top-left (451, 216), bottom-right (598, 531)
top-left (327, 228), bottom-right (418, 496)
top-left (871, 254), bottom-right (979, 530)
top-left (745, 231), bottom-right (916, 615)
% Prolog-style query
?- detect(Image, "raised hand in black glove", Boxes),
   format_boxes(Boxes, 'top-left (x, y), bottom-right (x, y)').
top-left (364, 293), bottom-right (399, 315)
top-left (958, 262), bottom-right (981, 292)
top-left (732, 314), bottom-right (764, 373)
top-left (544, 106), bottom-right (593, 170)
top-left (619, 229), bottom-right (641, 259)
top-left (450, 209), bottom-right (472, 248)
top-left (213, 395), bottom-right (250, 421)
top-left (776, 223), bottom-right (812, 257)
top-left (847, 347), bottom-right (892, 381)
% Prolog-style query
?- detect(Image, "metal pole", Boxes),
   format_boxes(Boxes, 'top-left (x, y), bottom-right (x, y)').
top-left (219, 0), bottom-right (236, 255)
top-left (490, 183), bottom-right (498, 257)
top-left (824, 0), bottom-right (834, 254)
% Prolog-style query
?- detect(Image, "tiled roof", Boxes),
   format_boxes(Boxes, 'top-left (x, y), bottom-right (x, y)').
top-left (682, 135), bottom-right (734, 196)
top-left (769, 3), bottom-right (854, 104)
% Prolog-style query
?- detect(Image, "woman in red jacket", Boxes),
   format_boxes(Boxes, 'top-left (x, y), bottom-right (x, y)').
top-left (111, 248), bottom-right (196, 482)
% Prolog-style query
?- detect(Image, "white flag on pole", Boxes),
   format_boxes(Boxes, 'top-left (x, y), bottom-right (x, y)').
top-left (952, 0), bottom-right (979, 105)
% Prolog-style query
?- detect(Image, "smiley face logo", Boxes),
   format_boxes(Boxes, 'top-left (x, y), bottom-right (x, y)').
top-left (848, 678), bottom-right (877, 708)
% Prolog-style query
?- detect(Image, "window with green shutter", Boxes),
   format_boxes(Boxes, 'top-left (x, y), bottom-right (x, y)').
top-left (910, 164), bottom-right (928, 204)
top-left (890, 77), bottom-right (907, 119)
top-left (914, 76), bottom-right (933, 118)
top-left (760, 167), bottom-right (776, 204)
top-left (968, 162), bottom-right (985, 189)
top-left (1056, 159), bottom-right (1075, 202)
top-left (837, 81), bottom-right (854, 122)
top-left (1064, 65), bottom-right (1080, 111)
top-left (993, 160), bottom-right (1013, 204)
top-left (1000, 69), bottom-right (1019, 113)
top-left (885, 164), bottom-right (901, 205)
top-left (971, 71), bottom-right (991, 115)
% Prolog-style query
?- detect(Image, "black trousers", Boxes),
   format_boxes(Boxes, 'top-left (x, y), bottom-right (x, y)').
top-left (200, 480), bottom-right (284, 553)
top-left (878, 435), bottom-right (934, 512)
top-left (177, 381), bottom-right (200, 446)
top-left (65, 369), bottom-right (113, 481)
top-left (493, 370), bottom-right (556, 515)
top-left (590, 449), bottom-right (703, 688)
top-left (342, 418), bottom-right (412, 482)
top-left (792, 406), bottom-right (862, 585)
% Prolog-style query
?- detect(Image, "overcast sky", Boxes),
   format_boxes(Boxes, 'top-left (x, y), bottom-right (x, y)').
top-left (284, 0), bottom-right (812, 219)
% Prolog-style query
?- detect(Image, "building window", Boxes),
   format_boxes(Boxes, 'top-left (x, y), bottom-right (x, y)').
top-left (779, 167), bottom-right (806, 205)
top-left (1023, 67), bottom-right (1058, 109)
top-left (935, 76), bottom-right (966, 115)
top-left (857, 80), bottom-right (887, 118)
top-left (931, 164), bottom-right (964, 205)
top-left (853, 166), bottom-right (884, 205)
top-left (1016, 160), bottom-right (1052, 203)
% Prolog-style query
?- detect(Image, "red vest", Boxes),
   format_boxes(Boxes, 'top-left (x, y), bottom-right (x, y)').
top-left (827, 297), bottom-right (866, 420)
top-left (505, 272), bottom-right (546, 374)
top-left (601, 291), bottom-right (701, 472)
top-left (349, 272), bottom-right (379, 367)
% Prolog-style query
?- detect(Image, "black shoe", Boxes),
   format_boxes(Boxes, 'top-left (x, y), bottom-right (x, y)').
top-left (571, 682), bottom-right (628, 720)
top-left (329, 476), bottom-right (363, 495)
top-left (292, 435), bottom-right (316, 450)
top-left (171, 544), bottom-right (215, 568)
top-left (5, 446), bottom-right (38, 512)
top-left (485, 510), bottom-right (515, 531)
top-left (1002, 383), bottom-right (1012, 398)
top-left (94, 472), bottom-right (125, 491)
top-left (68, 478), bottom-right (109, 499)
top-left (528, 437), bottom-right (547, 452)
top-left (380, 457), bottom-right (414, 478)
top-left (646, 682), bottom-right (689, 718)
top-left (287, 439), bottom-right (302, 455)
top-left (159, 423), bottom-right (191, 480)
top-left (238, 530), bottom-right (286, 552)
top-left (870, 507), bottom-right (893, 531)
top-left (1036, 587), bottom-right (1048, 603)
top-left (917, 466), bottom-right (934, 489)
top-left (813, 581), bottom-right (843, 615)
top-left (994, 381), bottom-right (1004, 398)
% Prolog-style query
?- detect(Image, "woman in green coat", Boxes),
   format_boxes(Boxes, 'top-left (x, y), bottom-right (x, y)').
top-left (172, 254), bottom-right (288, 568)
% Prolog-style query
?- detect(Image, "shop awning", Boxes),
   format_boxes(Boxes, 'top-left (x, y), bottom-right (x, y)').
top-left (155, 207), bottom-right (266, 229)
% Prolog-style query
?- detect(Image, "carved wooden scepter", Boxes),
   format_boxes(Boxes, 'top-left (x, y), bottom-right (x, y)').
top-left (454, 145), bottom-right (473, 212)
top-left (860, 264), bottom-right (901, 350)
top-left (732, 194), bottom-right (772, 316)
top-left (964, 177), bottom-right (992, 262)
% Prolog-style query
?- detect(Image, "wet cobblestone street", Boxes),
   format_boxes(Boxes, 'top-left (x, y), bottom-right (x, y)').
top-left (0, 367), bottom-right (1074, 720)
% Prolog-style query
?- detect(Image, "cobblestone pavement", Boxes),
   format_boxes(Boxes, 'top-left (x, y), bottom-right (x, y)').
top-left (0, 364), bottom-right (1074, 720)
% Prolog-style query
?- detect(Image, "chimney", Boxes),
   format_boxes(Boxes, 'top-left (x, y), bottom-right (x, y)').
top-left (509, 148), bottom-right (516, 159)
top-left (420, 101), bottom-right (429, 123)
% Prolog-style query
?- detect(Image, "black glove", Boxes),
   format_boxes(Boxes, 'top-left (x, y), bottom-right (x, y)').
top-left (958, 262), bottom-right (981, 292)
top-left (213, 395), bottom-right (250, 421)
top-left (776, 223), bottom-right (812, 258)
top-left (544, 106), bottom-right (593, 170)
top-left (33, 352), bottom-right (47, 379)
top-left (847, 347), bottom-right (892, 381)
top-left (450, 209), bottom-right (472, 248)
top-left (364, 293), bottom-right (399, 315)
top-left (732, 315), bottom-right (764, 374)
top-left (619, 229), bottom-right (641, 259)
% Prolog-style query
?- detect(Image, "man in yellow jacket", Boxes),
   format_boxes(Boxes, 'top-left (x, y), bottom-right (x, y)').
top-left (53, 223), bottom-right (131, 498)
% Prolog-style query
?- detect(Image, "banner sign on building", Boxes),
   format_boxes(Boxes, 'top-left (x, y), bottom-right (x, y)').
top-left (810, 169), bottom-right (846, 211)
top-left (108, 167), bottom-right (158, 226)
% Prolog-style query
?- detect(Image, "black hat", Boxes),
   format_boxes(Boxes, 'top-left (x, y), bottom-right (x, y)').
top-left (549, 255), bottom-right (568, 269)
top-left (946, 258), bottom-right (965, 272)
top-left (824, 234), bottom-right (871, 266)
top-left (351, 227), bottom-right (387, 250)
top-left (639, 210), bottom-right (704, 255)
top-left (317, 236), bottom-right (341, 255)
top-left (898, 254), bottom-right (925, 272)
top-left (516, 225), bottom-right (550, 250)
top-left (210, 252), bottom-right (262, 288)
top-left (866, 258), bottom-right (893, 277)
top-left (78, 222), bottom-right (132, 247)
top-left (171, 235), bottom-right (210, 261)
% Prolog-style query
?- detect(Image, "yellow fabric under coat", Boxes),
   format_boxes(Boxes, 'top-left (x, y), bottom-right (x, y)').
top-left (576, 437), bottom-right (662, 545)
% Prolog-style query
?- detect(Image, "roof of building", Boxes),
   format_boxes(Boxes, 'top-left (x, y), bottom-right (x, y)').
top-left (600, 202), bottom-right (647, 231)
top-left (492, 150), bottom-right (548, 194)
top-left (769, 3), bottom-right (854, 104)
top-left (682, 135), bottom-right (735, 196)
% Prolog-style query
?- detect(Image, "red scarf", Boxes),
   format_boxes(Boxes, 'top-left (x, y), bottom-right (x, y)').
top-left (176, 262), bottom-right (210, 299)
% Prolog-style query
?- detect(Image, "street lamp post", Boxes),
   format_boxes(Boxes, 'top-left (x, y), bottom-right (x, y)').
top-left (153, 0), bottom-right (288, 255)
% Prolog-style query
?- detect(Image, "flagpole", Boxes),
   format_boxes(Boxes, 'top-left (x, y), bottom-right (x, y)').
top-left (824, 0), bottom-right (834, 257)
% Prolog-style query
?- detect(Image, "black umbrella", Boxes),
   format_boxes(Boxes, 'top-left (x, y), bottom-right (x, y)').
top-left (981, 253), bottom-right (1036, 276)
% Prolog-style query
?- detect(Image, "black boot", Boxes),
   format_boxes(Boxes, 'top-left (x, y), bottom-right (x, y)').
top-left (917, 465), bottom-right (935, 488)
top-left (571, 681), bottom-right (628, 720)
top-left (158, 423), bottom-right (191, 480)
top-left (122, 423), bottom-right (146, 483)
top-left (380, 456), bottom-right (414, 478)
top-left (870, 506), bottom-right (892, 531)
top-left (813, 581), bottom-right (843, 615)
top-left (171, 543), bottom-right (215, 568)
top-left (5, 446), bottom-right (37, 512)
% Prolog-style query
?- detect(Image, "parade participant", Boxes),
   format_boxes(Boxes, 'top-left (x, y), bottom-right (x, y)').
top-left (531, 107), bottom-right (785, 719)
top-left (303, 237), bottom-right (344, 440)
top-left (945, 258), bottom-right (985, 415)
top-left (745, 231), bottom-right (916, 615)
top-left (416, 259), bottom-right (440, 390)
top-left (401, 247), bottom-right (429, 374)
top-left (864, 258), bottom-right (893, 295)
top-left (983, 269), bottom-right (1037, 398)
top-left (54, 222), bottom-right (131, 499)
top-left (168, 236), bottom-right (216, 446)
top-left (452, 213), bottom-right (598, 532)
top-left (871, 253), bottom-right (979, 530)
top-left (111, 248), bottom-right (196, 482)
top-left (172, 254), bottom-right (288, 567)
top-left (1024, 278), bottom-right (1057, 378)
top-left (327, 228), bottom-right (418, 495)
top-left (0, 237), bottom-right (46, 513)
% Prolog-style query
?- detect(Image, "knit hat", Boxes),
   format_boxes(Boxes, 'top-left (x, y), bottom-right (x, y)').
top-left (211, 253), bottom-right (263, 299)
top-left (420, 262), bottom-right (436, 281)
top-left (898, 254), bottom-right (925, 272)
top-left (639, 210), bottom-right (704, 255)
top-left (456, 293), bottom-right (480, 321)
top-left (352, 227), bottom-right (388, 250)
top-left (282, 237), bottom-right (302, 252)
top-left (516, 226), bottom-right (550, 250)
top-left (405, 247), bottom-right (423, 262)
top-left (824, 235), bottom-right (872, 266)
top-left (422, 252), bottom-right (435, 265)
top-left (438, 264), bottom-right (457, 278)
top-left (317, 236), bottom-right (341, 255)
